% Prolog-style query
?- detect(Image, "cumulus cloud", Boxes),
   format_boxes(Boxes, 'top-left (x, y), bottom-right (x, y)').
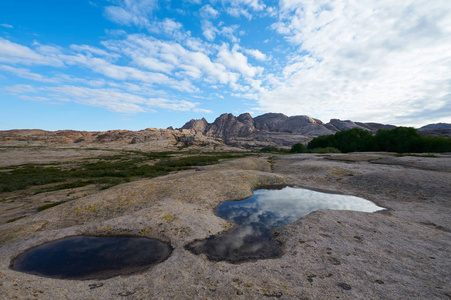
top-left (201, 21), bottom-right (240, 43)
top-left (103, 34), bottom-right (242, 86)
top-left (2, 0), bottom-right (449, 126)
top-left (244, 48), bottom-right (267, 61)
top-left (200, 5), bottom-right (220, 19)
top-left (201, 20), bottom-right (217, 41)
top-left (259, 0), bottom-right (451, 125)
top-left (216, 44), bottom-right (262, 77)
top-left (221, 0), bottom-right (266, 19)
top-left (104, 0), bottom-right (157, 27)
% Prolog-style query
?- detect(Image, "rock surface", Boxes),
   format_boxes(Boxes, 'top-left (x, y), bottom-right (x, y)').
top-left (1, 114), bottom-right (448, 150)
top-left (180, 113), bottom-right (398, 148)
top-left (0, 148), bottom-right (450, 299)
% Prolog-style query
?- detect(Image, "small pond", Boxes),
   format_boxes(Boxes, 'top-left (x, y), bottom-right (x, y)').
top-left (10, 236), bottom-right (172, 280)
top-left (186, 186), bottom-right (384, 263)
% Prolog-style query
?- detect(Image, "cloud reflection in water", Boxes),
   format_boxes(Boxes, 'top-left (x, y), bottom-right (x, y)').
top-left (187, 186), bottom-right (384, 263)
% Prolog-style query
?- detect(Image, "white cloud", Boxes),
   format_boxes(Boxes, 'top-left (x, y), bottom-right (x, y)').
top-left (62, 53), bottom-right (196, 92)
top-left (18, 95), bottom-right (52, 102)
top-left (147, 98), bottom-right (197, 111)
top-left (201, 20), bottom-right (240, 43)
top-left (147, 19), bottom-right (187, 40)
top-left (0, 65), bottom-right (58, 83)
top-left (43, 86), bottom-right (205, 113)
top-left (200, 5), bottom-right (220, 19)
top-left (221, 0), bottom-right (266, 19)
top-left (259, 0), bottom-right (451, 126)
top-left (4, 84), bottom-right (37, 94)
top-left (104, 34), bottom-right (241, 86)
top-left (0, 38), bottom-right (63, 66)
top-left (244, 48), bottom-right (267, 61)
top-left (226, 7), bottom-right (252, 19)
top-left (202, 20), bottom-right (217, 41)
top-left (0, 23), bottom-right (13, 29)
top-left (104, 0), bottom-right (157, 27)
top-left (216, 44), bottom-right (262, 77)
top-left (70, 44), bottom-right (119, 60)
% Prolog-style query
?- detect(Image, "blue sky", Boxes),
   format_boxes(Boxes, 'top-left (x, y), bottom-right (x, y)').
top-left (1, 0), bottom-right (450, 131)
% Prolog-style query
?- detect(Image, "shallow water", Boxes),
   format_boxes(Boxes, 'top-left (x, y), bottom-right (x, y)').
top-left (186, 186), bottom-right (384, 263)
top-left (10, 236), bottom-right (172, 280)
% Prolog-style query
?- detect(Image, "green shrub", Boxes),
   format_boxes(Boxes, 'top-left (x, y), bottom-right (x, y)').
top-left (0, 152), bottom-right (245, 193)
top-left (290, 143), bottom-right (307, 153)
top-left (306, 127), bottom-right (451, 153)
top-left (310, 147), bottom-right (342, 153)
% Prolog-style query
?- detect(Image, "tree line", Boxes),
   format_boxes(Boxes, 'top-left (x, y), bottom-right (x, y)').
top-left (290, 127), bottom-right (451, 153)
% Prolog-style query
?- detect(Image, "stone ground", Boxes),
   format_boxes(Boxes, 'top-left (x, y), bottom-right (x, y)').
top-left (0, 149), bottom-right (450, 299)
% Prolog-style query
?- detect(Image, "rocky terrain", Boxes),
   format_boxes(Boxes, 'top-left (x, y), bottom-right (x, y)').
top-left (180, 113), bottom-right (398, 148)
top-left (0, 144), bottom-right (450, 299)
top-left (418, 123), bottom-right (451, 138)
top-left (1, 113), bottom-right (449, 150)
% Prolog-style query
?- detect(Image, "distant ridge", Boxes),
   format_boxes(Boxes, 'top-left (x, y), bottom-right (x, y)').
top-left (0, 113), bottom-right (448, 149)
top-left (179, 112), bottom-right (397, 147)
top-left (418, 123), bottom-right (451, 138)
top-left (418, 123), bottom-right (451, 131)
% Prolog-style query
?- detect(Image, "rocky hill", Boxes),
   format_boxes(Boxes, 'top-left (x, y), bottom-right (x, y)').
top-left (1, 113), bottom-right (448, 149)
top-left (180, 113), bottom-right (396, 148)
top-left (418, 123), bottom-right (451, 137)
top-left (0, 128), bottom-right (227, 151)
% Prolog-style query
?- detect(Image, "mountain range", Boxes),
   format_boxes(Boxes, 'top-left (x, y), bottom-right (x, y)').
top-left (179, 113), bottom-right (398, 148)
top-left (0, 113), bottom-right (449, 149)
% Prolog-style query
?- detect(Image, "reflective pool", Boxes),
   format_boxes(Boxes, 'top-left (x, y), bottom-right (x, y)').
top-left (186, 186), bottom-right (384, 263)
top-left (10, 236), bottom-right (172, 280)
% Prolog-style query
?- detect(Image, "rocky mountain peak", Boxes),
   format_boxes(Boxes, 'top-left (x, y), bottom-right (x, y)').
top-left (181, 117), bottom-right (208, 134)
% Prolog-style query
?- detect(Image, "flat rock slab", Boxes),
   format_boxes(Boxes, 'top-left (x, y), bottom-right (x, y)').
top-left (0, 154), bottom-right (450, 299)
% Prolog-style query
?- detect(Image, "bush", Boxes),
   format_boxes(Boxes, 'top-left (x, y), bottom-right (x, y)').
top-left (260, 146), bottom-right (280, 153)
top-left (306, 127), bottom-right (451, 153)
top-left (290, 143), bottom-right (307, 153)
top-left (310, 147), bottom-right (342, 153)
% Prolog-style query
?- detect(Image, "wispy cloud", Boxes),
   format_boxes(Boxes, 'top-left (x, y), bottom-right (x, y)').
top-left (0, 65), bottom-right (59, 83)
top-left (222, 0), bottom-right (266, 19)
top-left (6, 84), bottom-right (207, 114)
top-left (4, 84), bottom-right (37, 94)
top-left (1, 0), bottom-right (450, 127)
top-left (0, 23), bottom-right (13, 29)
top-left (104, 0), bottom-right (158, 27)
top-left (0, 38), bottom-right (63, 66)
top-left (259, 0), bottom-right (451, 125)
top-left (200, 5), bottom-right (219, 19)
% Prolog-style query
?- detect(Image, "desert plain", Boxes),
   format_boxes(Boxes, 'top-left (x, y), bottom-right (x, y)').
top-left (0, 144), bottom-right (450, 299)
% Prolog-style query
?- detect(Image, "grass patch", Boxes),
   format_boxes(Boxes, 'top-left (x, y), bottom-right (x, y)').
top-left (0, 151), bottom-right (248, 193)
top-left (6, 215), bottom-right (27, 223)
top-left (37, 201), bottom-right (67, 212)
top-left (310, 147), bottom-right (342, 153)
top-left (35, 180), bottom-right (93, 194)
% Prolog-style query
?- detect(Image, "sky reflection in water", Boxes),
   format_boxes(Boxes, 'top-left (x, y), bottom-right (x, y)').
top-left (187, 187), bottom-right (384, 263)
top-left (10, 236), bottom-right (172, 280)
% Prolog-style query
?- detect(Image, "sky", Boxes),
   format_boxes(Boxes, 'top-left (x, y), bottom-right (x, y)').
top-left (0, 0), bottom-right (450, 131)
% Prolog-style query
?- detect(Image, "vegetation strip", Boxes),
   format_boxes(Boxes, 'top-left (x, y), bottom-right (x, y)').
top-left (0, 151), bottom-right (248, 193)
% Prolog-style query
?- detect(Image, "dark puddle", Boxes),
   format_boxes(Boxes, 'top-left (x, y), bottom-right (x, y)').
top-left (10, 236), bottom-right (172, 280)
top-left (186, 186), bottom-right (384, 263)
